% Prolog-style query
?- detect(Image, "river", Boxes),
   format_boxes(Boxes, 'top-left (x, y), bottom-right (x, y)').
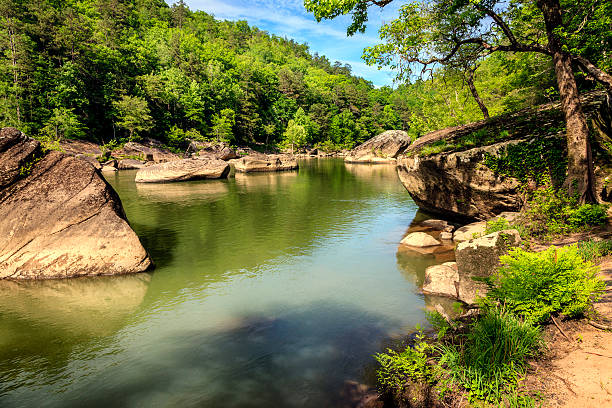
top-left (0, 159), bottom-right (449, 408)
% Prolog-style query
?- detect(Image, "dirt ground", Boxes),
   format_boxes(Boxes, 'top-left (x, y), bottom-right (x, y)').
top-left (525, 258), bottom-right (612, 407)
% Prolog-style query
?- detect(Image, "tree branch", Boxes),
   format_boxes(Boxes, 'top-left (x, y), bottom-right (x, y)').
top-left (573, 55), bottom-right (612, 94)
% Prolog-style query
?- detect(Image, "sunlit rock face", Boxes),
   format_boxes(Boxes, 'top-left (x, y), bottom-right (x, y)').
top-left (344, 130), bottom-right (411, 164)
top-left (0, 127), bottom-right (151, 279)
top-left (135, 158), bottom-right (230, 183)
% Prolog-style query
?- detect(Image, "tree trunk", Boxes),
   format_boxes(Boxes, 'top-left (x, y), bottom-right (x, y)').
top-left (538, 0), bottom-right (596, 203)
top-left (466, 68), bottom-right (489, 119)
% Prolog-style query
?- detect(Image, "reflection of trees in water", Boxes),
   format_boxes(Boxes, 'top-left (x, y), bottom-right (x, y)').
top-left (0, 274), bottom-right (151, 393)
top-left (50, 301), bottom-right (399, 408)
top-left (122, 159), bottom-right (412, 298)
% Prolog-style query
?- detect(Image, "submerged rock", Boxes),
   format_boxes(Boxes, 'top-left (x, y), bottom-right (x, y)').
top-left (232, 154), bottom-right (298, 173)
top-left (0, 127), bottom-right (152, 279)
top-left (400, 232), bottom-right (441, 247)
top-left (345, 130), bottom-right (411, 164)
top-left (135, 158), bottom-right (230, 183)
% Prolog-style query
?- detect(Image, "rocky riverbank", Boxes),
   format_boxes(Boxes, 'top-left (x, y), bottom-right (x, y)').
top-left (396, 91), bottom-right (612, 220)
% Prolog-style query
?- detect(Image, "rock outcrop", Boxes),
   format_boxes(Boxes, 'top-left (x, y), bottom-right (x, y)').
top-left (345, 130), bottom-right (411, 164)
top-left (397, 141), bottom-right (523, 220)
top-left (117, 158), bottom-right (146, 170)
top-left (396, 91), bottom-right (611, 220)
top-left (186, 141), bottom-right (239, 161)
top-left (135, 158), bottom-right (230, 183)
top-left (0, 128), bottom-right (152, 279)
top-left (455, 230), bottom-right (521, 304)
top-left (232, 155), bottom-right (298, 173)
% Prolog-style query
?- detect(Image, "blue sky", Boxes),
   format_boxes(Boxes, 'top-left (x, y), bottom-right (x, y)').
top-left (182, 0), bottom-right (400, 87)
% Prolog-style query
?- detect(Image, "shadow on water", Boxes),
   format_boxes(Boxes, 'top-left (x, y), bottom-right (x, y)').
top-left (131, 222), bottom-right (179, 269)
top-left (47, 301), bottom-right (399, 408)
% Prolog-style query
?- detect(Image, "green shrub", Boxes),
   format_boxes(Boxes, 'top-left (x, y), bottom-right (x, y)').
top-left (485, 217), bottom-right (512, 235)
top-left (577, 239), bottom-right (612, 262)
top-left (487, 246), bottom-right (606, 324)
top-left (567, 204), bottom-right (608, 228)
top-left (374, 331), bottom-right (434, 393)
top-left (437, 307), bottom-right (543, 403)
top-left (517, 179), bottom-right (609, 238)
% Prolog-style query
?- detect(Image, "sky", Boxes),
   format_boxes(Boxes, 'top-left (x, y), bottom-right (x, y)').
top-left (182, 0), bottom-right (401, 87)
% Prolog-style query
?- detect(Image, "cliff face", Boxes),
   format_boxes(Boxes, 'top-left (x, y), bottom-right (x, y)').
top-left (0, 128), bottom-right (152, 279)
top-left (397, 91), bottom-right (612, 220)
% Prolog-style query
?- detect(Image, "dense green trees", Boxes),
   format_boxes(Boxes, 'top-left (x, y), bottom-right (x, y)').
top-left (304, 0), bottom-right (612, 200)
top-left (0, 0), bottom-right (420, 150)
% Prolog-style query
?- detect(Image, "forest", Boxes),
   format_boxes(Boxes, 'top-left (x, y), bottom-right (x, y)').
top-left (0, 0), bottom-right (573, 151)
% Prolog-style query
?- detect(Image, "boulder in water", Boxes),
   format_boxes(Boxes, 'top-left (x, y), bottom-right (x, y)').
top-left (135, 158), bottom-right (230, 183)
top-left (0, 127), bottom-right (152, 279)
top-left (344, 130), bottom-right (411, 164)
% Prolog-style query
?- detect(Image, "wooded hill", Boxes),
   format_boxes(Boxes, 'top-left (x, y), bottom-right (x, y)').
top-left (0, 0), bottom-right (571, 150)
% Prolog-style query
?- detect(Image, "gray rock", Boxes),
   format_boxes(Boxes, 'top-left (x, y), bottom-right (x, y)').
top-left (135, 158), bottom-right (230, 183)
top-left (0, 127), bottom-right (152, 279)
top-left (400, 232), bottom-right (441, 247)
top-left (420, 219), bottom-right (454, 232)
top-left (113, 141), bottom-right (180, 163)
top-left (422, 263), bottom-right (459, 298)
top-left (117, 158), bottom-right (146, 170)
top-left (75, 154), bottom-right (101, 170)
top-left (440, 231), bottom-right (453, 240)
top-left (345, 130), bottom-right (411, 164)
top-left (455, 230), bottom-right (521, 304)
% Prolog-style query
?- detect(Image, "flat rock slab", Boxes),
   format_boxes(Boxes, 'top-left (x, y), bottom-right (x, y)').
top-left (0, 127), bottom-right (151, 279)
top-left (453, 221), bottom-right (487, 243)
top-left (118, 158), bottom-right (146, 170)
top-left (135, 158), bottom-right (230, 183)
top-left (400, 232), bottom-right (441, 247)
top-left (232, 155), bottom-right (298, 173)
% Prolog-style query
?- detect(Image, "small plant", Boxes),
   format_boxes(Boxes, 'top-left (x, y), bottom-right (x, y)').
top-left (374, 330), bottom-right (434, 394)
top-left (487, 246), bottom-right (606, 324)
top-left (577, 239), bottom-right (612, 262)
top-left (485, 216), bottom-right (512, 235)
top-left (567, 204), bottom-right (608, 228)
top-left (436, 307), bottom-right (543, 403)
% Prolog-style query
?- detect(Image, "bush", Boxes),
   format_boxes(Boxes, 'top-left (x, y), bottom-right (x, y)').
top-left (577, 239), bottom-right (612, 262)
top-left (518, 180), bottom-right (608, 237)
top-left (487, 246), bottom-right (606, 324)
top-left (485, 217), bottom-right (512, 235)
top-left (567, 204), bottom-right (608, 228)
top-left (437, 307), bottom-right (543, 403)
top-left (374, 331), bottom-right (434, 394)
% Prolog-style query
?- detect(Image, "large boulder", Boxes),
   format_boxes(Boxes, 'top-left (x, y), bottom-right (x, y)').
top-left (452, 220), bottom-right (487, 243)
top-left (113, 141), bottom-right (180, 163)
top-left (186, 141), bottom-right (239, 161)
top-left (135, 158), bottom-right (230, 183)
top-left (397, 140), bottom-right (522, 220)
top-left (0, 128), bottom-right (152, 279)
top-left (345, 130), bottom-right (411, 164)
top-left (232, 154), bottom-right (298, 173)
top-left (455, 230), bottom-right (521, 304)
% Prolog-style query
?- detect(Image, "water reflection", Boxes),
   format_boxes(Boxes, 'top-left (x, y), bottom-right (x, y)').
top-left (1, 159), bottom-right (433, 408)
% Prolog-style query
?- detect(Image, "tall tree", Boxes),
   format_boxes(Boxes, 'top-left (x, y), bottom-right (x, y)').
top-left (304, 0), bottom-right (612, 202)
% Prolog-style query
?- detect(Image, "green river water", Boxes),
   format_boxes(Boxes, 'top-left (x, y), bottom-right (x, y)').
top-left (0, 159), bottom-right (450, 408)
